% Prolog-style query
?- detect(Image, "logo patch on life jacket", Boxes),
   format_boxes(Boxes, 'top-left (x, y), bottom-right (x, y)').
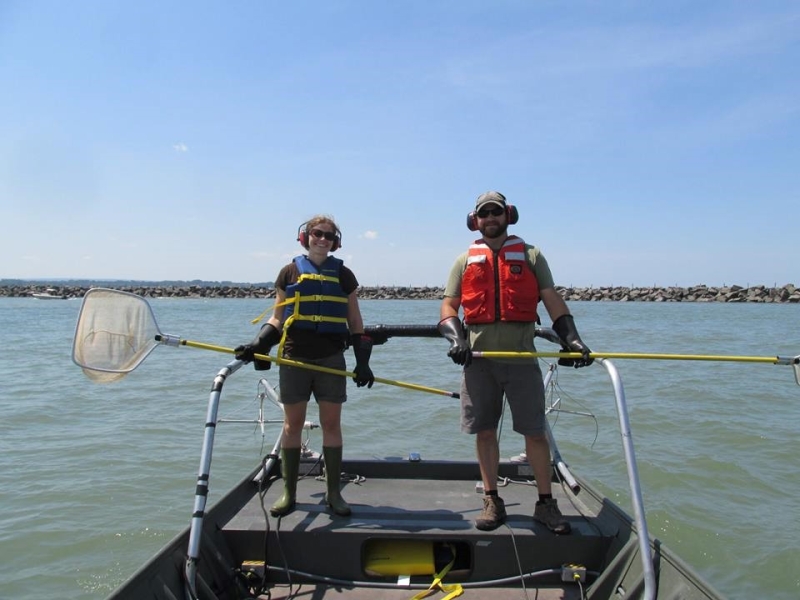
top-left (510, 265), bottom-right (523, 275)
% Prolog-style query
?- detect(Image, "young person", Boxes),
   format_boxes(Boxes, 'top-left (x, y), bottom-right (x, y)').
top-left (235, 215), bottom-right (374, 517)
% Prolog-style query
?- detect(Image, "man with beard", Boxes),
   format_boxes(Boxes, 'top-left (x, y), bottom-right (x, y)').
top-left (438, 191), bottom-right (593, 534)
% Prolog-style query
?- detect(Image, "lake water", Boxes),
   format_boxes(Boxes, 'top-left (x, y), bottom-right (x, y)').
top-left (1, 296), bottom-right (798, 599)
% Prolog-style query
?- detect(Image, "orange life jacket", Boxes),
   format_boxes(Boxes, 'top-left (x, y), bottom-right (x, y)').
top-left (461, 236), bottom-right (540, 324)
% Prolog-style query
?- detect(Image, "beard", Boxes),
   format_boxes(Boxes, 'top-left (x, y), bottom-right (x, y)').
top-left (479, 221), bottom-right (508, 239)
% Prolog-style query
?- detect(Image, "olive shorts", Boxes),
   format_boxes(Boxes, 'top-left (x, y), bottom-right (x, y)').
top-left (278, 352), bottom-right (348, 405)
top-left (460, 358), bottom-right (546, 436)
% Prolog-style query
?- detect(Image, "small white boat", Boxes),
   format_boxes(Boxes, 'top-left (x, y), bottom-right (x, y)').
top-left (31, 288), bottom-right (67, 300)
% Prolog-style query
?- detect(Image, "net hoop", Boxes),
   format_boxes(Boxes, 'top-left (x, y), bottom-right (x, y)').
top-left (72, 288), bottom-right (162, 383)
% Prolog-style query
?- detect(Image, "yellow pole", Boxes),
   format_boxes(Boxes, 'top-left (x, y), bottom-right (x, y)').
top-left (473, 350), bottom-right (787, 365)
top-left (180, 339), bottom-right (459, 398)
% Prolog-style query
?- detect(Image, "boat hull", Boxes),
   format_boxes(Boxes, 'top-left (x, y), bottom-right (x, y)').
top-left (106, 456), bottom-right (724, 600)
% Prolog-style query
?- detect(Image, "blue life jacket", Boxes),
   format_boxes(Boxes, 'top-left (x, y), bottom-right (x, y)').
top-left (283, 255), bottom-right (349, 334)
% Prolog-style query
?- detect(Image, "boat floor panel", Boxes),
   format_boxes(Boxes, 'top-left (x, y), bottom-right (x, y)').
top-left (223, 464), bottom-right (617, 537)
top-left (216, 459), bottom-right (622, 598)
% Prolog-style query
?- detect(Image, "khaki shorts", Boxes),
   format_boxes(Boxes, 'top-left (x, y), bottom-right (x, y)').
top-left (278, 352), bottom-right (347, 405)
top-left (460, 359), bottom-right (546, 436)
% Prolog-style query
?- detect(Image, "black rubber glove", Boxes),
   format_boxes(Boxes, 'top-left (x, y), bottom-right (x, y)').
top-left (234, 323), bottom-right (281, 371)
top-left (350, 334), bottom-right (375, 388)
top-left (438, 317), bottom-right (472, 367)
top-left (552, 314), bottom-right (593, 368)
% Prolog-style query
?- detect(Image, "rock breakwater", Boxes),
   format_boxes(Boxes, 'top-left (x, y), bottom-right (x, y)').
top-left (3, 283), bottom-right (799, 303)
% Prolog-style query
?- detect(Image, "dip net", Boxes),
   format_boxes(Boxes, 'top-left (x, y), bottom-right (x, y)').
top-left (72, 288), bottom-right (161, 383)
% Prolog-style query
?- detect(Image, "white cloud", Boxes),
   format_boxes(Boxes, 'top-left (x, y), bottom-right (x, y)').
top-left (362, 230), bottom-right (378, 240)
top-left (173, 143), bottom-right (188, 152)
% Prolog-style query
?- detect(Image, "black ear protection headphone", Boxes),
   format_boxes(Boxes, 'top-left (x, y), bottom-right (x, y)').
top-left (297, 221), bottom-right (342, 252)
top-left (466, 203), bottom-right (519, 231)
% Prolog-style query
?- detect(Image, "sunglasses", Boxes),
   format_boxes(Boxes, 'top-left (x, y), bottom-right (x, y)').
top-left (310, 229), bottom-right (337, 242)
top-left (477, 205), bottom-right (505, 218)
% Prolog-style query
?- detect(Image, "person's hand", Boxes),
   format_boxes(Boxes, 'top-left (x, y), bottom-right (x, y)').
top-left (234, 343), bottom-right (273, 370)
top-left (234, 323), bottom-right (281, 370)
top-left (447, 339), bottom-right (472, 367)
top-left (552, 314), bottom-right (593, 368)
top-left (353, 363), bottom-right (374, 388)
top-left (233, 343), bottom-right (272, 370)
top-left (350, 334), bottom-right (375, 388)
top-left (233, 343), bottom-right (258, 362)
top-left (438, 317), bottom-right (472, 367)
top-left (556, 345), bottom-right (593, 368)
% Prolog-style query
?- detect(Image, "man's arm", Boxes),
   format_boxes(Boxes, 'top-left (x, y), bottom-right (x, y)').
top-left (440, 295), bottom-right (461, 321)
top-left (540, 287), bottom-right (569, 322)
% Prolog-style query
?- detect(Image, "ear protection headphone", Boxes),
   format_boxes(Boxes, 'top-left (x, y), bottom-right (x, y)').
top-left (466, 203), bottom-right (519, 231)
top-left (297, 221), bottom-right (342, 252)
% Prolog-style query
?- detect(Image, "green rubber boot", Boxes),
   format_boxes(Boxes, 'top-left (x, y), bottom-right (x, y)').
top-left (323, 446), bottom-right (351, 516)
top-left (270, 447), bottom-right (301, 517)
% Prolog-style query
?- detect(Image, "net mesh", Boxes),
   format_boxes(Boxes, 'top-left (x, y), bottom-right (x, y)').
top-left (72, 288), bottom-right (162, 383)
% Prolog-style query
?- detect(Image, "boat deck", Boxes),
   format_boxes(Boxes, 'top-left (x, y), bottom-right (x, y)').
top-left (209, 456), bottom-right (631, 599)
top-left (107, 453), bottom-right (721, 600)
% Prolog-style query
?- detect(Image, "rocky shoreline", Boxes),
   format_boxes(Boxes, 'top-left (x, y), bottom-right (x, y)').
top-left (3, 283), bottom-right (799, 303)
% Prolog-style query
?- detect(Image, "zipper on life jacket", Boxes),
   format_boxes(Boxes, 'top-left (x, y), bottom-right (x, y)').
top-left (492, 248), bottom-right (501, 321)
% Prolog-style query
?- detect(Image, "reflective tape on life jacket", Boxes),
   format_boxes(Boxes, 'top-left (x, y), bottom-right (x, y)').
top-left (462, 235), bottom-right (539, 324)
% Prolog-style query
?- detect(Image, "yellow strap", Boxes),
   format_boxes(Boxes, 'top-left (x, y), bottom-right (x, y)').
top-left (294, 294), bottom-right (349, 304)
top-left (297, 272), bottom-right (340, 284)
top-left (250, 297), bottom-right (294, 325)
top-left (252, 288), bottom-right (347, 355)
top-left (292, 314), bottom-right (349, 323)
top-left (277, 314), bottom-right (293, 358)
top-left (276, 291), bottom-right (346, 354)
top-left (410, 580), bottom-right (462, 600)
top-left (410, 545), bottom-right (463, 600)
top-left (249, 266), bottom-right (345, 324)
top-left (251, 293), bottom-right (347, 325)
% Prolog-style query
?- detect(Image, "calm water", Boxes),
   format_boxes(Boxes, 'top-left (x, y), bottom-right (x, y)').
top-left (1, 297), bottom-right (799, 599)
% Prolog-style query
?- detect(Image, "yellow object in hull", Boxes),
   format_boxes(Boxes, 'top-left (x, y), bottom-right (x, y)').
top-left (363, 539), bottom-right (435, 576)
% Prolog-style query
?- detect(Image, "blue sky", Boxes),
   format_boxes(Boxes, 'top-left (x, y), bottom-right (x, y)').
top-left (1, 1), bottom-right (797, 288)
